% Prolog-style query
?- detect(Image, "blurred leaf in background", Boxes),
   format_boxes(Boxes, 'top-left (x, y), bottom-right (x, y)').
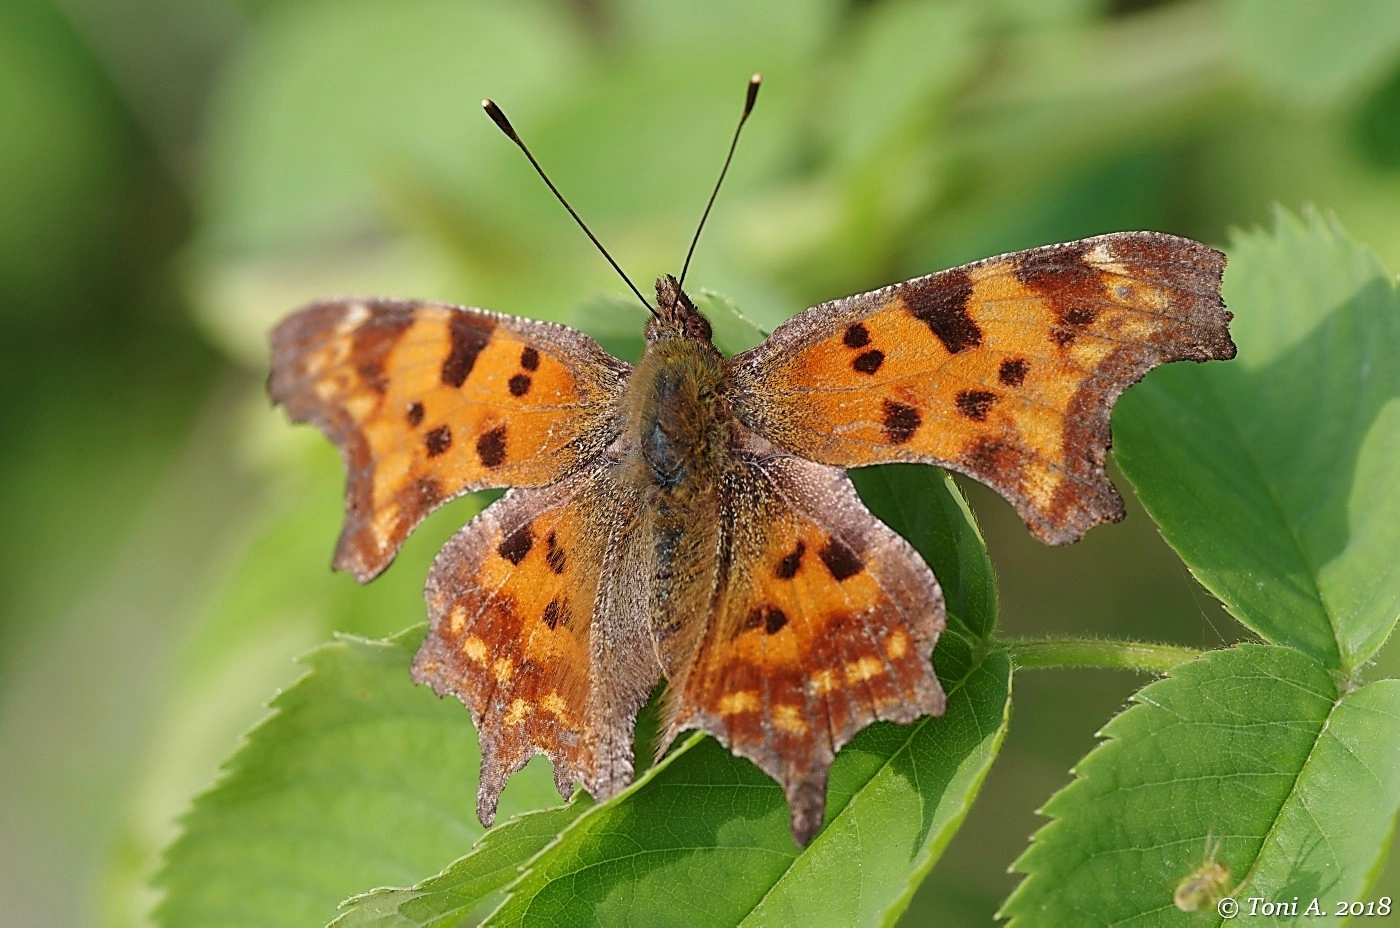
top-left (2, 0), bottom-right (1399, 926)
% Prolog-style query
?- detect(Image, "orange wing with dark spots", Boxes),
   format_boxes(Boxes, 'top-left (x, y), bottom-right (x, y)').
top-left (269, 299), bottom-right (629, 581)
top-left (729, 232), bottom-right (1235, 545)
top-left (657, 451), bottom-right (945, 845)
top-left (412, 460), bottom-right (661, 825)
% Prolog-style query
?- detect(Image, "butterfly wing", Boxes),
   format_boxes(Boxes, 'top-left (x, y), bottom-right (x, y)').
top-left (729, 232), bottom-right (1235, 544)
top-left (411, 456), bottom-right (661, 825)
top-left (654, 443), bottom-right (945, 845)
top-left (269, 298), bottom-right (629, 580)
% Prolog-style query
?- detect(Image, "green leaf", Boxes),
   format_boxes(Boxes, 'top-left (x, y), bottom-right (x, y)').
top-left (484, 637), bottom-right (1010, 928)
top-left (332, 799), bottom-right (592, 928)
top-left (203, 0), bottom-right (584, 251)
top-left (155, 628), bottom-right (561, 928)
top-left (1115, 208), bottom-right (1400, 671)
top-left (696, 289), bottom-right (770, 355)
top-left (829, 0), bottom-right (980, 169)
top-left (1226, 0), bottom-right (1400, 108)
top-left (1002, 644), bottom-right (1400, 926)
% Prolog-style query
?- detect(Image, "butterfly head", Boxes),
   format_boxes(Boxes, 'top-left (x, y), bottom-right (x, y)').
top-left (649, 274), bottom-right (713, 343)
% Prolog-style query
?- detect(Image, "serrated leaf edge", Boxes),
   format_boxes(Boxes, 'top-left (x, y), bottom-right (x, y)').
top-left (997, 642), bottom-right (1352, 923)
top-left (152, 627), bottom-right (428, 919)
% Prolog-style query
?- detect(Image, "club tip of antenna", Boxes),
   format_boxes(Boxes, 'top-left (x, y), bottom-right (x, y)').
top-left (745, 74), bottom-right (761, 113)
top-left (481, 99), bottom-right (518, 140)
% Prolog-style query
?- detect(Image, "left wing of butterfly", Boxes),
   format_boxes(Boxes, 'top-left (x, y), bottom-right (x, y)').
top-left (729, 231), bottom-right (1235, 545)
top-left (654, 444), bottom-right (946, 845)
top-left (411, 457), bottom-right (662, 826)
top-left (269, 298), bottom-right (630, 581)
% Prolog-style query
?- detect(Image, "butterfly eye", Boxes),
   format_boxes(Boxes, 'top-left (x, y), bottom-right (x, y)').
top-left (686, 313), bottom-right (713, 341)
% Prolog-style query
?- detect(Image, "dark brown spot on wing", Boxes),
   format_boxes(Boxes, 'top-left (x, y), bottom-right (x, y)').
top-left (1063, 305), bottom-right (1097, 326)
top-left (477, 425), bottom-right (507, 468)
top-left (545, 531), bottom-right (567, 575)
top-left (412, 476), bottom-right (442, 506)
top-left (762, 605), bottom-right (789, 634)
top-left (852, 350), bottom-right (884, 375)
top-left (424, 425), bottom-right (452, 456)
top-left (903, 269), bottom-right (980, 353)
top-left (497, 524), bottom-right (533, 565)
top-left (1015, 241), bottom-right (1105, 339)
top-left (818, 538), bottom-right (863, 582)
top-left (349, 308), bottom-right (413, 394)
top-left (955, 390), bottom-right (997, 421)
top-left (843, 323), bottom-right (870, 348)
top-left (519, 346), bottom-right (540, 371)
top-left (441, 313), bottom-right (493, 388)
top-left (357, 362), bottom-right (389, 394)
top-left (776, 540), bottom-right (806, 579)
top-left (508, 374), bottom-right (532, 397)
top-left (406, 401), bottom-right (425, 426)
top-left (881, 400), bottom-right (922, 444)
top-left (743, 604), bottom-right (789, 635)
top-left (1015, 241), bottom-right (1099, 297)
top-left (542, 597), bottom-right (568, 630)
top-left (998, 358), bottom-right (1029, 387)
top-left (964, 436), bottom-right (1016, 478)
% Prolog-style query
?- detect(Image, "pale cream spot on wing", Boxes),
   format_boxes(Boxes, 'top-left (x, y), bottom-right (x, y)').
top-left (1084, 242), bottom-right (1123, 272)
top-left (447, 604), bottom-right (468, 635)
top-left (370, 503), bottom-right (399, 548)
top-left (461, 636), bottom-right (487, 663)
top-left (810, 669), bottom-right (839, 695)
top-left (540, 692), bottom-right (568, 718)
top-left (718, 691), bottom-right (761, 715)
top-left (313, 372), bottom-right (342, 402)
top-left (773, 704), bottom-right (807, 735)
top-left (492, 656), bottom-right (514, 683)
top-left (342, 390), bottom-right (377, 422)
top-left (504, 698), bottom-right (532, 725)
top-left (844, 656), bottom-right (885, 684)
top-left (885, 630), bottom-right (909, 660)
top-left (341, 303), bottom-right (370, 330)
top-left (1022, 467), bottom-right (1060, 514)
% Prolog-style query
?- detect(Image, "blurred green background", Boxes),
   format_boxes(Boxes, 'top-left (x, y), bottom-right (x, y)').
top-left (4, 0), bottom-right (1400, 924)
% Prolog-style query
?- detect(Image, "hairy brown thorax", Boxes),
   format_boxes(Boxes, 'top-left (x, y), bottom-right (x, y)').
top-left (627, 276), bottom-right (734, 494)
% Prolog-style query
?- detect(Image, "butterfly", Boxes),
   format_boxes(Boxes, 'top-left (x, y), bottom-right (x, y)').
top-left (267, 81), bottom-right (1235, 846)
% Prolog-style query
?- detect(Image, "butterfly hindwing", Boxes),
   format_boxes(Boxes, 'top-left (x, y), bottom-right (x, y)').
top-left (411, 457), bottom-right (661, 825)
top-left (654, 445), bottom-right (946, 844)
top-left (269, 299), bottom-right (629, 580)
top-left (730, 232), bottom-right (1235, 544)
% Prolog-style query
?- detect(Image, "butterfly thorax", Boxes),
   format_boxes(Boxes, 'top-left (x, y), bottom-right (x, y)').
top-left (625, 276), bottom-right (737, 495)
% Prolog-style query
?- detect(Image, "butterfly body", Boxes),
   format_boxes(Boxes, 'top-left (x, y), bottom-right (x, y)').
top-left (269, 230), bottom-right (1234, 845)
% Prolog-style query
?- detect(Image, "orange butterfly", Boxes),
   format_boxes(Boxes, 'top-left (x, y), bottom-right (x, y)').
top-left (268, 78), bottom-right (1234, 845)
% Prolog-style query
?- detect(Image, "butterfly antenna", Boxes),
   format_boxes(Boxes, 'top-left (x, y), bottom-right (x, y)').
top-left (679, 73), bottom-right (761, 288)
top-left (482, 99), bottom-right (656, 317)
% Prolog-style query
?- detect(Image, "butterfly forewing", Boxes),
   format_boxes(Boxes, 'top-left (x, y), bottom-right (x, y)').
top-left (411, 458), bottom-right (660, 825)
top-left (729, 232), bottom-right (1235, 544)
top-left (269, 299), bottom-right (629, 580)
